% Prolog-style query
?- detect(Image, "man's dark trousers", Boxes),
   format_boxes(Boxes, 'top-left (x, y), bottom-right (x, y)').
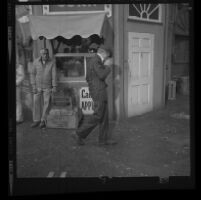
top-left (76, 100), bottom-right (109, 143)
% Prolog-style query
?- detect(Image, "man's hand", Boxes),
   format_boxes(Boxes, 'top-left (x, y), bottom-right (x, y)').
top-left (104, 58), bottom-right (113, 66)
top-left (52, 87), bottom-right (57, 93)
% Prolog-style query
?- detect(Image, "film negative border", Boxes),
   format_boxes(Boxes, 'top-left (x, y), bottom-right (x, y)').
top-left (8, 0), bottom-right (16, 196)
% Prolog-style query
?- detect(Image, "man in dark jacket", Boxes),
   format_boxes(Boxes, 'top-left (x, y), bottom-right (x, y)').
top-left (72, 45), bottom-right (117, 146)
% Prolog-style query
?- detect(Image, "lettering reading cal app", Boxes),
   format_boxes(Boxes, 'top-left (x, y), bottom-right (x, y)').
top-left (81, 89), bottom-right (92, 98)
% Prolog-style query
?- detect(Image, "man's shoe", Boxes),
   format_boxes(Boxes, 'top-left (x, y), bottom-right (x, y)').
top-left (39, 121), bottom-right (46, 129)
top-left (71, 133), bottom-right (85, 145)
top-left (31, 121), bottom-right (40, 128)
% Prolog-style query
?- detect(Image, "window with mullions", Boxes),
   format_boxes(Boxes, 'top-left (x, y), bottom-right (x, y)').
top-left (128, 4), bottom-right (162, 23)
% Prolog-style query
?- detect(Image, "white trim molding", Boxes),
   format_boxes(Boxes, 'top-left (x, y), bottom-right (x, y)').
top-left (43, 4), bottom-right (112, 17)
top-left (29, 5), bottom-right (32, 15)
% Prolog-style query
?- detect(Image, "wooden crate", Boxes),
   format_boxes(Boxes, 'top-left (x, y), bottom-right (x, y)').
top-left (46, 108), bottom-right (78, 129)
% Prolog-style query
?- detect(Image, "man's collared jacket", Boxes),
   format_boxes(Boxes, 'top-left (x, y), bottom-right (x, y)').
top-left (16, 64), bottom-right (25, 87)
top-left (30, 57), bottom-right (57, 90)
top-left (86, 54), bottom-right (111, 102)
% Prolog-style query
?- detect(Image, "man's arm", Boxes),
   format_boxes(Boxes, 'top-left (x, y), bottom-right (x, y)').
top-left (16, 64), bottom-right (25, 86)
top-left (30, 61), bottom-right (36, 91)
top-left (93, 60), bottom-right (111, 81)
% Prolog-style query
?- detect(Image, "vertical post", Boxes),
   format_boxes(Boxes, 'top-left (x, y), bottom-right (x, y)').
top-left (43, 37), bottom-right (46, 48)
top-left (163, 4), bottom-right (169, 104)
top-left (113, 5), bottom-right (123, 121)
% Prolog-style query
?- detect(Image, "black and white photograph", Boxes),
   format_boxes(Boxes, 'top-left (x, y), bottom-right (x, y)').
top-left (9, 0), bottom-right (194, 195)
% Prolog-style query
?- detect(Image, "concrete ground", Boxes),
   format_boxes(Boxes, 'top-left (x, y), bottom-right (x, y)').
top-left (16, 94), bottom-right (190, 178)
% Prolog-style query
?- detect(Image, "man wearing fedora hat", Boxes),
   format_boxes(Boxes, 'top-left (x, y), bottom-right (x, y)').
top-left (88, 43), bottom-right (99, 53)
top-left (72, 45), bottom-right (117, 146)
top-left (30, 48), bottom-right (57, 129)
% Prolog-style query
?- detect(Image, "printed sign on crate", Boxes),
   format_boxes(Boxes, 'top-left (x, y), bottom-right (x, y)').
top-left (79, 87), bottom-right (94, 115)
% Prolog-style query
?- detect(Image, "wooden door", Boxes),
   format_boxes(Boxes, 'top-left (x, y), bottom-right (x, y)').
top-left (128, 32), bottom-right (154, 117)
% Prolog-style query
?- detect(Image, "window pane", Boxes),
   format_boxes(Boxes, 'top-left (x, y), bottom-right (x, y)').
top-left (142, 12), bottom-right (147, 19)
top-left (56, 56), bottom-right (85, 78)
top-left (135, 4), bottom-right (141, 12)
top-left (145, 4), bottom-right (150, 10)
top-left (149, 8), bottom-right (159, 20)
top-left (129, 4), bottom-right (141, 17)
top-left (149, 4), bottom-right (158, 12)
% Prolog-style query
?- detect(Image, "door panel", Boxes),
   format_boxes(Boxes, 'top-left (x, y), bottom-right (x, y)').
top-left (128, 32), bottom-right (154, 117)
top-left (141, 52), bottom-right (150, 78)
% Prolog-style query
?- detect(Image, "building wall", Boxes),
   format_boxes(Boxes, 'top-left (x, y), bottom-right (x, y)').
top-left (166, 4), bottom-right (190, 97)
top-left (171, 63), bottom-right (189, 77)
top-left (30, 4), bottom-right (168, 121)
top-left (171, 35), bottom-right (189, 78)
